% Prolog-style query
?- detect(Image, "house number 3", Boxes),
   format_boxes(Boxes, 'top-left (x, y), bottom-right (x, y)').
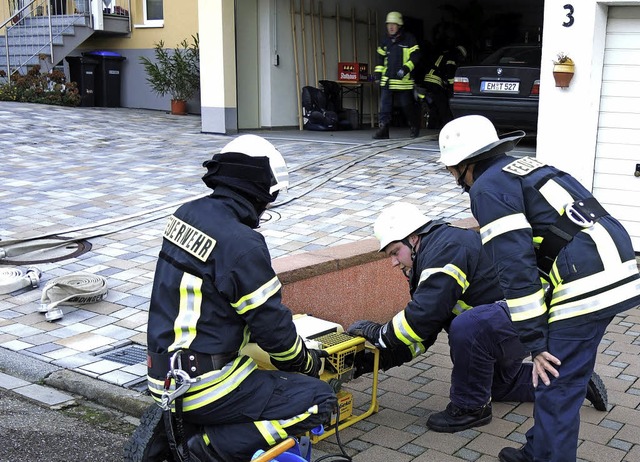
top-left (563, 4), bottom-right (575, 27)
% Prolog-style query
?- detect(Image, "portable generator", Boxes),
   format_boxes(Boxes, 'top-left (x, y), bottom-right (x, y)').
top-left (241, 314), bottom-right (380, 442)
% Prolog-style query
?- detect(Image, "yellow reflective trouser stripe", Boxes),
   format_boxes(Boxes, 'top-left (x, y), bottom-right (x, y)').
top-left (391, 310), bottom-right (422, 344)
top-left (506, 289), bottom-right (547, 322)
top-left (269, 335), bottom-right (304, 362)
top-left (182, 358), bottom-right (257, 411)
top-left (255, 405), bottom-right (319, 446)
top-left (480, 213), bottom-right (531, 245)
top-left (549, 276), bottom-right (640, 322)
top-left (231, 276), bottom-right (281, 315)
top-left (147, 356), bottom-right (256, 409)
top-left (418, 264), bottom-right (469, 292)
top-left (538, 179), bottom-right (573, 214)
top-left (147, 356), bottom-right (257, 410)
top-left (168, 273), bottom-right (203, 351)
top-left (551, 259), bottom-right (638, 306)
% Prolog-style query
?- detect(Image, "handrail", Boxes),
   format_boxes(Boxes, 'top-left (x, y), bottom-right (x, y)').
top-left (2, 0), bottom-right (38, 79)
top-left (2, 0), bottom-right (130, 82)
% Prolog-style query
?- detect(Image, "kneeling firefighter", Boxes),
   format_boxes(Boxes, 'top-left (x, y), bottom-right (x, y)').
top-left (130, 135), bottom-right (336, 462)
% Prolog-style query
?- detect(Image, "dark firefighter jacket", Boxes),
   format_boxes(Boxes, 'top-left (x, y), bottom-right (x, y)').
top-left (379, 221), bottom-right (504, 356)
top-left (374, 29), bottom-right (421, 91)
top-left (423, 49), bottom-right (460, 96)
top-left (469, 155), bottom-right (640, 357)
top-left (147, 186), bottom-right (312, 411)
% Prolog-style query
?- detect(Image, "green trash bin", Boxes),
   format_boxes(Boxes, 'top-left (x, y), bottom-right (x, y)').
top-left (83, 51), bottom-right (126, 107)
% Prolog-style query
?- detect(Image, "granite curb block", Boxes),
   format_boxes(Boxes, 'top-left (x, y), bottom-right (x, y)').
top-left (45, 369), bottom-right (153, 418)
top-left (0, 347), bottom-right (151, 418)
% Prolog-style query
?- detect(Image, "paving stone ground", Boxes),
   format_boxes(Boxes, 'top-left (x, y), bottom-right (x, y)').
top-left (1, 101), bottom-right (639, 461)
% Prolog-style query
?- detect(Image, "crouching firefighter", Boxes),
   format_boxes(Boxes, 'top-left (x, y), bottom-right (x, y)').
top-left (126, 135), bottom-right (336, 462)
top-left (348, 202), bottom-right (608, 434)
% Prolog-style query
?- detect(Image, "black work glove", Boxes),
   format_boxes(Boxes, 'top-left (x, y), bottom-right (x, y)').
top-left (396, 66), bottom-right (410, 78)
top-left (347, 320), bottom-right (384, 347)
top-left (352, 345), bottom-right (414, 378)
top-left (303, 349), bottom-right (329, 378)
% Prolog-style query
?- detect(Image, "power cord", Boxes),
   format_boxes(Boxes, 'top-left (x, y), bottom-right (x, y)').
top-left (313, 404), bottom-right (352, 462)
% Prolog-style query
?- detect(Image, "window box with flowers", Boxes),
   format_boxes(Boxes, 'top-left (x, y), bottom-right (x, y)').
top-left (552, 53), bottom-right (575, 88)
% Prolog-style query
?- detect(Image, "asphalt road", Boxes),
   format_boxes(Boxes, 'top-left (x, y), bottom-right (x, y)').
top-left (0, 390), bottom-right (136, 462)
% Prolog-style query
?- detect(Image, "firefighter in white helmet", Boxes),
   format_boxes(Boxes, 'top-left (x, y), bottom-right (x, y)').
top-left (348, 202), bottom-right (607, 434)
top-left (438, 115), bottom-right (637, 461)
top-left (130, 135), bottom-right (336, 462)
top-left (372, 11), bottom-right (422, 139)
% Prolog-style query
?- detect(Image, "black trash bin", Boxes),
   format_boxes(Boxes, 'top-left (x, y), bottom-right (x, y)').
top-left (83, 51), bottom-right (126, 107)
top-left (66, 55), bottom-right (99, 107)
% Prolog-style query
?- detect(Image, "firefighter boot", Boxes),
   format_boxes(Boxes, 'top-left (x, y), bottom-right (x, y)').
top-left (373, 124), bottom-right (389, 139)
top-left (426, 401), bottom-right (492, 433)
top-left (586, 371), bottom-right (608, 411)
top-left (498, 446), bottom-right (531, 462)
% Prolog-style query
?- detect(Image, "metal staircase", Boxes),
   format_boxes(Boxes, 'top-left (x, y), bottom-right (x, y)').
top-left (1, 0), bottom-right (130, 80)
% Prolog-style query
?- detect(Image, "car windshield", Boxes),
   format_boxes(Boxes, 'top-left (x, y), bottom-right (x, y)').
top-left (481, 47), bottom-right (542, 66)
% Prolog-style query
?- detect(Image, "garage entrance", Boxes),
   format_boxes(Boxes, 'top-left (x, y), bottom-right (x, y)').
top-left (234, 0), bottom-right (544, 131)
top-left (594, 6), bottom-right (640, 251)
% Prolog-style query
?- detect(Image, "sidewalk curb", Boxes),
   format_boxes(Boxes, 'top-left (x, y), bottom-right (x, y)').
top-left (45, 369), bottom-right (153, 419)
top-left (0, 347), bottom-right (152, 419)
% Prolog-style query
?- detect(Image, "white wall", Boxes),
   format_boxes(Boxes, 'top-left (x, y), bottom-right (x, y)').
top-left (536, 1), bottom-right (608, 187)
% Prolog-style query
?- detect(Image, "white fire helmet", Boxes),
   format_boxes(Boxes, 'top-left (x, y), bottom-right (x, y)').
top-left (438, 115), bottom-right (525, 167)
top-left (386, 11), bottom-right (403, 26)
top-left (374, 202), bottom-right (431, 251)
top-left (220, 134), bottom-right (289, 194)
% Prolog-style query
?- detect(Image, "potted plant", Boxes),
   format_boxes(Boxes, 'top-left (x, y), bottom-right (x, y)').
top-left (552, 52), bottom-right (575, 88)
top-left (139, 35), bottom-right (200, 115)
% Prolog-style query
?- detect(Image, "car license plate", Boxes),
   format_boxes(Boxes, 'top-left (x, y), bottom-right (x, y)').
top-left (481, 81), bottom-right (520, 92)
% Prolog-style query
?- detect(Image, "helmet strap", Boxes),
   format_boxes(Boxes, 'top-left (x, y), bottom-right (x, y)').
top-left (400, 236), bottom-right (417, 261)
top-left (456, 164), bottom-right (471, 193)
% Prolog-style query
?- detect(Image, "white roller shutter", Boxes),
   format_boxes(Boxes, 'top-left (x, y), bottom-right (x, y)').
top-left (595, 6), bottom-right (640, 251)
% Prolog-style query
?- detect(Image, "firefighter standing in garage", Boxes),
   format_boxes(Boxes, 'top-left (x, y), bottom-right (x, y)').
top-left (373, 11), bottom-right (422, 140)
top-left (348, 202), bottom-right (607, 434)
top-left (422, 45), bottom-right (467, 129)
top-left (138, 135), bottom-right (336, 462)
top-left (438, 115), bottom-right (640, 462)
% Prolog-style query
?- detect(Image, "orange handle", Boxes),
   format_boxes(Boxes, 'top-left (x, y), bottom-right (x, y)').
top-left (251, 437), bottom-right (296, 462)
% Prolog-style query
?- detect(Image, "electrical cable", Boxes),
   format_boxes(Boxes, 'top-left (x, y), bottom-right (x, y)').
top-left (313, 403), bottom-right (352, 462)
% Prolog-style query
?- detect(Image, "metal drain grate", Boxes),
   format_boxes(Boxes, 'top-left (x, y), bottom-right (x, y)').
top-left (100, 344), bottom-right (147, 365)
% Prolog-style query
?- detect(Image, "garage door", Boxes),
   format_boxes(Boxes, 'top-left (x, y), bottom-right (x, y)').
top-left (594, 6), bottom-right (640, 251)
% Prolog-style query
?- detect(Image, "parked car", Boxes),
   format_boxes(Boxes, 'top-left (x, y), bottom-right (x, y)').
top-left (449, 44), bottom-right (541, 133)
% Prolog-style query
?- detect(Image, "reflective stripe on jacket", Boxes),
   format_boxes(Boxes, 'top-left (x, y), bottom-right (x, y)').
top-left (147, 186), bottom-right (307, 409)
top-left (375, 30), bottom-right (420, 91)
top-left (381, 222), bottom-right (504, 355)
top-left (470, 155), bottom-right (640, 355)
top-left (423, 50), bottom-right (460, 92)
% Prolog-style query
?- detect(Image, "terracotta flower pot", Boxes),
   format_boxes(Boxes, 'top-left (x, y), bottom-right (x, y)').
top-left (553, 60), bottom-right (575, 88)
top-left (171, 99), bottom-right (187, 115)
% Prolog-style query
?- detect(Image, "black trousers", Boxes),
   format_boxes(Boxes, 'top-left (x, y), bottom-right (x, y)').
top-left (185, 369), bottom-right (336, 462)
